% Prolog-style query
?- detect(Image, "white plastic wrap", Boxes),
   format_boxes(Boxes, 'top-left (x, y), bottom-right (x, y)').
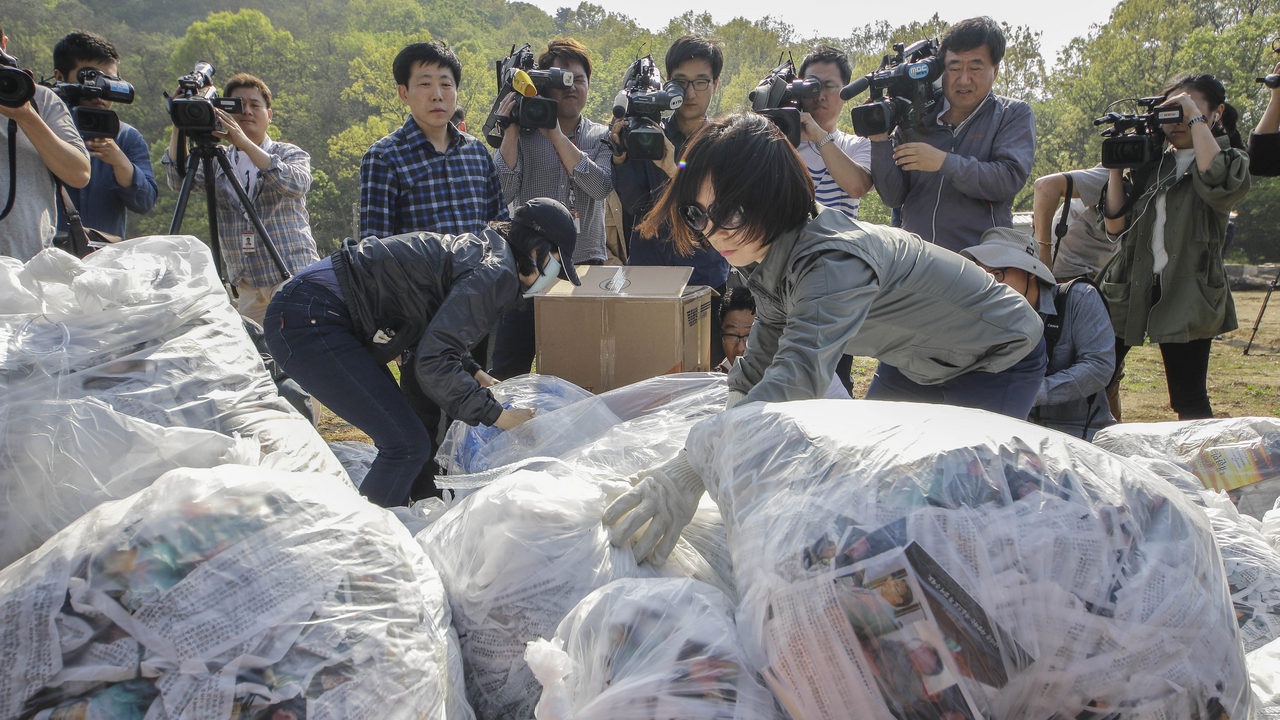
top-left (1095, 417), bottom-right (1280, 519)
top-left (1250, 635), bottom-right (1280, 717)
top-left (0, 237), bottom-right (346, 568)
top-left (525, 577), bottom-right (782, 720)
top-left (420, 468), bottom-right (733, 720)
top-left (685, 399), bottom-right (1249, 720)
top-left (0, 464), bottom-right (472, 720)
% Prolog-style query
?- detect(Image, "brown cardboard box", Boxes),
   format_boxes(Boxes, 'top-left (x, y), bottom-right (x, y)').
top-left (532, 265), bottom-right (714, 393)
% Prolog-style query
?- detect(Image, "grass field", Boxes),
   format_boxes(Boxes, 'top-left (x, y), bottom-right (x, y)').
top-left (319, 288), bottom-right (1280, 443)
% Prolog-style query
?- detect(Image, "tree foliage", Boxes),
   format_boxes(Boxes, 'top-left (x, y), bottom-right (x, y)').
top-left (2, 0), bottom-right (1278, 259)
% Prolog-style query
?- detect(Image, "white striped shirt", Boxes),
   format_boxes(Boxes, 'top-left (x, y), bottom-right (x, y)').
top-left (797, 130), bottom-right (871, 220)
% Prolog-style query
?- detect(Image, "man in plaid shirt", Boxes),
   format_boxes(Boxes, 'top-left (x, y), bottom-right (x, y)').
top-left (491, 37), bottom-right (613, 378)
top-left (359, 41), bottom-right (507, 239)
top-left (163, 73), bottom-right (318, 324)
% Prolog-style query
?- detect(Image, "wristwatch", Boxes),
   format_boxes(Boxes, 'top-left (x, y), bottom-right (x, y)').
top-left (1187, 114), bottom-right (1208, 127)
top-left (815, 130), bottom-right (838, 150)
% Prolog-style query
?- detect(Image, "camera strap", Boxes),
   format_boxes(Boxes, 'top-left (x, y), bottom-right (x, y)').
top-left (1051, 173), bottom-right (1074, 266)
top-left (0, 120), bottom-right (17, 222)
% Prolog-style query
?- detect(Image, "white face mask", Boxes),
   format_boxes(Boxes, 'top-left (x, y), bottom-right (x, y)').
top-left (523, 254), bottom-right (562, 296)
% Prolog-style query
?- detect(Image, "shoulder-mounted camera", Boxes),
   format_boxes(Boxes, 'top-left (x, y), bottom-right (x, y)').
top-left (1094, 96), bottom-right (1182, 169)
top-left (841, 38), bottom-right (940, 139)
top-left (748, 55), bottom-right (820, 146)
top-left (481, 43), bottom-right (575, 148)
top-left (41, 67), bottom-right (136, 139)
top-left (610, 55), bottom-right (683, 160)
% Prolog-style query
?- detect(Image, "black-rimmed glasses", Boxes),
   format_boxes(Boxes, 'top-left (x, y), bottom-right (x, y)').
top-left (671, 78), bottom-right (713, 91)
top-left (680, 203), bottom-right (745, 235)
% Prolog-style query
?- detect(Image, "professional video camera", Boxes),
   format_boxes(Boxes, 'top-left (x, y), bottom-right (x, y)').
top-left (1093, 97), bottom-right (1182, 169)
top-left (840, 38), bottom-right (941, 139)
top-left (747, 56), bottom-right (821, 146)
top-left (45, 67), bottom-right (136, 139)
top-left (610, 54), bottom-right (683, 160)
top-left (482, 43), bottom-right (575, 148)
top-left (165, 62), bottom-right (243, 137)
top-left (0, 48), bottom-right (36, 109)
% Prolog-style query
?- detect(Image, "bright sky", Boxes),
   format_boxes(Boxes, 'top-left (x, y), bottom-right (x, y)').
top-left (522, 0), bottom-right (1124, 62)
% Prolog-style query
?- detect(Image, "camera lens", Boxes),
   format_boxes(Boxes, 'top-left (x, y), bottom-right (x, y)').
top-left (0, 67), bottom-right (36, 108)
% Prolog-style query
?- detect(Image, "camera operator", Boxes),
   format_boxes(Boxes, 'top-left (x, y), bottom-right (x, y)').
top-left (610, 35), bottom-right (730, 364)
top-left (1249, 57), bottom-right (1280, 176)
top-left (491, 37), bottom-right (613, 378)
top-left (868, 16), bottom-right (1035, 253)
top-left (797, 45), bottom-right (872, 220)
top-left (162, 72), bottom-right (319, 325)
top-left (1099, 74), bottom-right (1249, 421)
top-left (51, 31), bottom-right (156, 240)
top-left (0, 25), bottom-right (91, 261)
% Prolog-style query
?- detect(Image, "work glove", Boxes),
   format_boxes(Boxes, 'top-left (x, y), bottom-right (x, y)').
top-left (726, 388), bottom-right (747, 410)
top-left (602, 449), bottom-right (705, 565)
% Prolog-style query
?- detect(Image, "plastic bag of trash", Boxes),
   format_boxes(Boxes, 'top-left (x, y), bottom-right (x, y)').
top-left (436, 374), bottom-right (600, 475)
top-left (0, 464), bottom-right (472, 720)
top-left (1095, 417), bottom-right (1280, 519)
top-left (0, 236), bottom-right (346, 567)
top-left (420, 468), bottom-right (728, 720)
top-left (525, 577), bottom-right (781, 720)
top-left (685, 399), bottom-right (1249, 720)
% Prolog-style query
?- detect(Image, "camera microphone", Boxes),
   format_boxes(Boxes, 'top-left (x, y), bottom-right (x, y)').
top-left (840, 76), bottom-right (871, 102)
top-left (511, 70), bottom-right (538, 97)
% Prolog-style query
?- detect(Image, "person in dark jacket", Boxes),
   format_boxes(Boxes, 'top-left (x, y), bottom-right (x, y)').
top-left (262, 198), bottom-right (581, 507)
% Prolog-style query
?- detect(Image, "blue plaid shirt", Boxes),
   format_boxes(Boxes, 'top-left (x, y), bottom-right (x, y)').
top-left (360, 117), bottom-right (508, 238)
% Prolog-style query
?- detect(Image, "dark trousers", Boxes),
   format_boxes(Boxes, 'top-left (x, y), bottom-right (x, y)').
top-left (865, 337), bottom-right (1048, 420)
top-left (263, 279), bottom-right (431, 507)
top-left (1114, 337), bottom-right (1214, 420)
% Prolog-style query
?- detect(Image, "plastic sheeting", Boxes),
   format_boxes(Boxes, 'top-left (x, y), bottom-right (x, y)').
top-left (1095, 417), bottom-right (1280, 519)
top-left (0, 237), bottom-right (346, 568)
top-left (0, 464), bottom-right (472, 720)
top-left (525, 577), bottom-right (782, 720)
top-left (686, 399), bottom-right (1249, 720)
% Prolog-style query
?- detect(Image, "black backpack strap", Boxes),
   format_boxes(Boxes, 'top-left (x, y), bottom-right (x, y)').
top-left (0, 120), bottom-right (16, 222)
top-left (1051, 173), bottom-right (1074, 266)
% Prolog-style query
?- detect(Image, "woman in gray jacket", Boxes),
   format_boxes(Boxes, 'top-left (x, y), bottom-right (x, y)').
top-left (605, 112), bottom-right (1047, 565)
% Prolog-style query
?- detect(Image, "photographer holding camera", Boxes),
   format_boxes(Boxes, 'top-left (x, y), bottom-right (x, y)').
top-left (162, 71), bottom-right (319, 325)
top-left (50, 31), bottom-right (156, 241)
top-left (611, 35), bottom-right (731, 362)
top-left (1099, 74), bottom-right (1249, 420)
top-left (490, 37), bottom-right (613, 378)
top-left (796, 45), bottom-right (872, 221)
top-left (868, 16), bottom-right (1034, 253)
top-left (0, 25), bottom-right (91, 261)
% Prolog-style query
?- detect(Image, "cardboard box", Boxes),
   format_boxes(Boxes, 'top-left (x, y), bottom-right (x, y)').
top-left (532, 265), bottom-right (714, 393)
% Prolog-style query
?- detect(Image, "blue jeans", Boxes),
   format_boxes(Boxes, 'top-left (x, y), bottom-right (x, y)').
top-left (865, 338), bottom-right (1048, 420)
top-left (263, 279), bottom-right (432, 507)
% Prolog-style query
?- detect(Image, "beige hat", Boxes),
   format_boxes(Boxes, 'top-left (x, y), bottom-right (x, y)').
top-left (961, 227), bottom-right (1056, 286)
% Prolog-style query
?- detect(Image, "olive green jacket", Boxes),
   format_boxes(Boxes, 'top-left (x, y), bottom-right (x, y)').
top-left (1098, 137), bottom-right (1250, 345)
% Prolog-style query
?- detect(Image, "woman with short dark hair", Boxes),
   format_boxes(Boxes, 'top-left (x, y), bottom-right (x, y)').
top-left (609, 113), bottom-right (1048, 565)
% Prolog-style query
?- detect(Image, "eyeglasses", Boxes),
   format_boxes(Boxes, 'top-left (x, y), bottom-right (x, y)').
top-left (722, 332), bottom-right (750, 345)
top-left (680, 203), bottom-right (745, 235)
top-left (671, 78), bottom-right (713, 91)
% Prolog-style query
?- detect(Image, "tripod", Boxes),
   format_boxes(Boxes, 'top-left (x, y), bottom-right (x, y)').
top-left (168, 133), bottom-right (289, 287)
top-left (1244, 265), bottom-right (1279, 355)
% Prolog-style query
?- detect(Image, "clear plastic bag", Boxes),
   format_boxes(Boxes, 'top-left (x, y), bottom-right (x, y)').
top-left (0, 464), bottom-right (472, 720)
top-left (525, 577), bottom-right (782, 720)
top-left (685, 399), bottom-right (1249, 720)
top-left (0, 236), bottom-right (347, 568)
top-left (1095, 417), bottom-right (1280, 518)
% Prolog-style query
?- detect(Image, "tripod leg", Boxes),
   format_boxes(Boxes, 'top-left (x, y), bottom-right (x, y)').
top-left (202, 154), bottom-right (229, 288)
top-left (213, 147), bottom-right (291, 282)
top-left (167, 150), bottom-right (202, 235)
top-left (1244, 270), bottom-right (1279, 355)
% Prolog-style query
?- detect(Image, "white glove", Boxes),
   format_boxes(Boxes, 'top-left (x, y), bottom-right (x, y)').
top-left (602, 449), bottom-right (705, 565)
top-left (726, 388), bottom-right (747, 410)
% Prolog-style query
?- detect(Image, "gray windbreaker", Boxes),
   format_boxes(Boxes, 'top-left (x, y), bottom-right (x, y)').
top-left (729, 208), bottom-right (1042, 404)
top-left (870, 91), bottom-right (1035, 254)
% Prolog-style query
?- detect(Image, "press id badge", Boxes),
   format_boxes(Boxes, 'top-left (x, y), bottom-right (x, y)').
top-left (571, 209), bottom-right (581, 233)
top-left (240, 230), bottom-right (257, 254)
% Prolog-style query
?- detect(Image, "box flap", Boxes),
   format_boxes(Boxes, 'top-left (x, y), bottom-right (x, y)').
top-left (536, 265), bottom-right (692, 299)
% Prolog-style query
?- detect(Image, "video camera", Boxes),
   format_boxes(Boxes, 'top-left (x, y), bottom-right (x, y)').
top-left (610, 55), bottom-right (683, 160)
top-left (482, 43), bottom-right (575, 148)
top-left (44, 67), bottom-right (136, 139)
top-left (747, 56), bottom-right (821, 146)
top-left (840, 38), bottom-right (941, 139)
top-left (1093, 97), bottom-right (1182, 169)
top-left (166, 62), bottom-right (243, 137)
top-left (0, 48), bottom-right (36, 109)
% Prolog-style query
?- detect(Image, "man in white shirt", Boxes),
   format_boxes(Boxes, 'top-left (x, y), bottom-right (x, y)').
top-left (796, 45), bottom-right (872, 220)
